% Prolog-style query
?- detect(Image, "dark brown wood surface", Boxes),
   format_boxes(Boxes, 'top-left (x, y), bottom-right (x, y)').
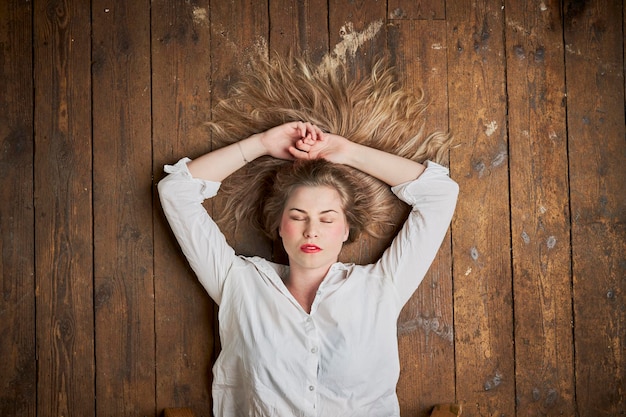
top-left (33, 1), bottom-right (95, 416)
top-left (0, 1), bottom-right (623, 416)
top-left (92, 0), bottom-right (156, 415)
top-left (0, 1), bottom-right (35, 416)
top-left (564, 1), bottom-right (626, 415)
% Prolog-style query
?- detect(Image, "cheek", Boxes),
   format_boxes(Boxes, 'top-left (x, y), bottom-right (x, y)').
top-left (329, 223), bottom-right (349, 243)
top-left (279, 218), bottom-right (297, 239)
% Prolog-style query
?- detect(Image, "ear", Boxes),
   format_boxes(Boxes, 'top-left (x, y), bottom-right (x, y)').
top-left (343, 226), bottom-right (350, 242)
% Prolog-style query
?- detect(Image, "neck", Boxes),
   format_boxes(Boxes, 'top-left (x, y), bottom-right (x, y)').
top-left (285, 265), bottom-right (330, 313)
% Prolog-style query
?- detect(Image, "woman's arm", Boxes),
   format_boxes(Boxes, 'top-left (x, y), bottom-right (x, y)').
top-left (188, 121), bottom-right (323, 182)
top-left (373, 162), bottom-right (459, 306)
top-left (290, 133), bottom-right (425, 186)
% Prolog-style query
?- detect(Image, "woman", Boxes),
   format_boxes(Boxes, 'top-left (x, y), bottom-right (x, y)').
top-left (158, 121), bottom-right (459, 416)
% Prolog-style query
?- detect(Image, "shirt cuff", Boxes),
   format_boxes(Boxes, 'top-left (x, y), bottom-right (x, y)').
top-left (390, 161), bottom-right (454, 204)
top-left (163, 157), bottom-right (222, 199)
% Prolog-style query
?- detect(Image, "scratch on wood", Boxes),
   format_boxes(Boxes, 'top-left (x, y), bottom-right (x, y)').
top-left (484, 371), bottom-right (503, 391)
top-left (398, 315), bottom-right (454, 343)
top-left (491, 147), bottom-right (507, 167)
top-left (318, 20), bottom-right (383, 74)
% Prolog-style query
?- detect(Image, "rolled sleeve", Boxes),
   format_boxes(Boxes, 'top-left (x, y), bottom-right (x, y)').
top-left (158, 158), bottom-right (236, 304)
top-left (376, 161), bottom-right (459, 307)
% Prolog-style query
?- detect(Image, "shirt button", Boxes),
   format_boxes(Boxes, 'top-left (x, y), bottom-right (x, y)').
top-left (309, 385), bottom-right (315, 391)
top-left (311, 346), bottom-right (318, 353)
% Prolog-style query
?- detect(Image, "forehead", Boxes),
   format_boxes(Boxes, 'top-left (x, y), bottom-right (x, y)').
top-left (284, 185), bottom-right (344, 212)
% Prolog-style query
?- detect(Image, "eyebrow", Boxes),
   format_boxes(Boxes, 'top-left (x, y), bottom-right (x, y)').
top-left (289, 208), bottom-right (339, 215)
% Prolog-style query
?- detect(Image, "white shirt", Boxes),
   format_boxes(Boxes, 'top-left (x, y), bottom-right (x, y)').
top-left (158, 158), bottom-right (459, 417)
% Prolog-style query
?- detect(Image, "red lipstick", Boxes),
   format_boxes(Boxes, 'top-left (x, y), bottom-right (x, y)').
top-left (300, 244), bottom-right (321, 253)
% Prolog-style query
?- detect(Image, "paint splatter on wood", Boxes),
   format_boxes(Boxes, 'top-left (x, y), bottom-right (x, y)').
top-left (192, 7), bottom-right (208, 27)
top-left (318, 20), bottom-right (383, 74)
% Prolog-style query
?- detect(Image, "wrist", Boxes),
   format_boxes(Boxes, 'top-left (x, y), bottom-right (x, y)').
top-left (243, 133), bottom-right (269, 160)
top-left (332, 136), bottom-right (356, 165)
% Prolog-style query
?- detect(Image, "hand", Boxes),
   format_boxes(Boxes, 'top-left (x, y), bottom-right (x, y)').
top-left (289, 132), bottom-right (350, 164)
top-left (259, 121), bottom-right (324, 160)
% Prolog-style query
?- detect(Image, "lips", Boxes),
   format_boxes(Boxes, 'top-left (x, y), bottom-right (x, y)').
top-left (300, 244), bottom-right (322, 253)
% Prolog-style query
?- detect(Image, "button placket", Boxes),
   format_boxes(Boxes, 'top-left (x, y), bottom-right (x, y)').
top-left (303, 315), bottom-right (320, 411)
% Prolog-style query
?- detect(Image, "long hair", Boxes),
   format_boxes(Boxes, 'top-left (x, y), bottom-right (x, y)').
top-left (208, 52), bottom-right (452, 242)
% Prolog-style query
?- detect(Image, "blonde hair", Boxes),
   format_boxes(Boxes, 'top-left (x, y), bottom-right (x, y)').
top-left (208, 52), bottom-right (452, 242)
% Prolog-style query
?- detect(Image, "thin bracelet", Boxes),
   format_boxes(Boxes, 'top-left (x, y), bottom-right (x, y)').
top-left (237, 142), bottom-right (249, 164)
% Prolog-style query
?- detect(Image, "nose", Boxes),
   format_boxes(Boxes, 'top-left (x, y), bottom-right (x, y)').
top-left (304, 221), bottom-right (318, 238)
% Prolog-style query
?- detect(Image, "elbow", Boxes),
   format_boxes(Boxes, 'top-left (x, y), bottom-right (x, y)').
top-left (439, 175), bottom-right (459, 203)
top-left (449, 179), bottom-right (460, 200)
top-left (448, 180), bottom-right (460, 208)
top-left (157, 174), bottom-right (177, 203)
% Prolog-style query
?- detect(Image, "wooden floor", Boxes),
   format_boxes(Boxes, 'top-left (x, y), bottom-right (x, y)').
top-left (1, 1), bottom-right (624, 416)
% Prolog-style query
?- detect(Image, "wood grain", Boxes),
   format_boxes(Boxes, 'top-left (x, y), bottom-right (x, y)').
top-left (447, 1), bottom-right (516, 415)
top-left (505, 0), bottom-right (576, 415)
top-left (91, 0), bottom-right (155, 414)
top-left (34, 0), bottom-right (95, 416)
top-left (269, 0), bottom-right (330, 62)
top-left (564, 1), bottom-right (626, 414)
top-left (0, 1), bottom-right (35, 416)
top-left (388, 0), bottom-right (445, 20)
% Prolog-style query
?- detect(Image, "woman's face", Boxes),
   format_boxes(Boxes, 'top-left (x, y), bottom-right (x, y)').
top-left (279, 185), bottom-right (350, 274)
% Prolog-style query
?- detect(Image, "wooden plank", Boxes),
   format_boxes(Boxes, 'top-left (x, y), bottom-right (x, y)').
top-left (0, 2), bottom-right (35, 416)
top-left (563, 0), bottom-right (626, 414)
top-left (389, 20), bottom-right (455, 417)
top-left (210, 0), bottom-right (271, 259)
top-left (91, 0), bottom-right (155, 415)
top-left (33, 0), bottom-right (95, 416)
top-left (163, 408), bottom-right (196, 417)
top-left (446, 1), bottom-right (515, 415)
top-left (505, 1), bottom-right (576, 415)
top-left (269, 0), bottom-right (329, 62)
top-left (327, 0), bottom-right (387, 79)
top-left (388, 0), bottom-right (445, 20)
top-left (151, 0), bottom-right (214, 415)
top-left (210, 0), bottom-right (270, 100)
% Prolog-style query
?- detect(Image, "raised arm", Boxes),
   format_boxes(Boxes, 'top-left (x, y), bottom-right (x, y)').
top-left (289, 132), bottom-right (425, 186)
top-left (188, 121), bottom-right (323, 182)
